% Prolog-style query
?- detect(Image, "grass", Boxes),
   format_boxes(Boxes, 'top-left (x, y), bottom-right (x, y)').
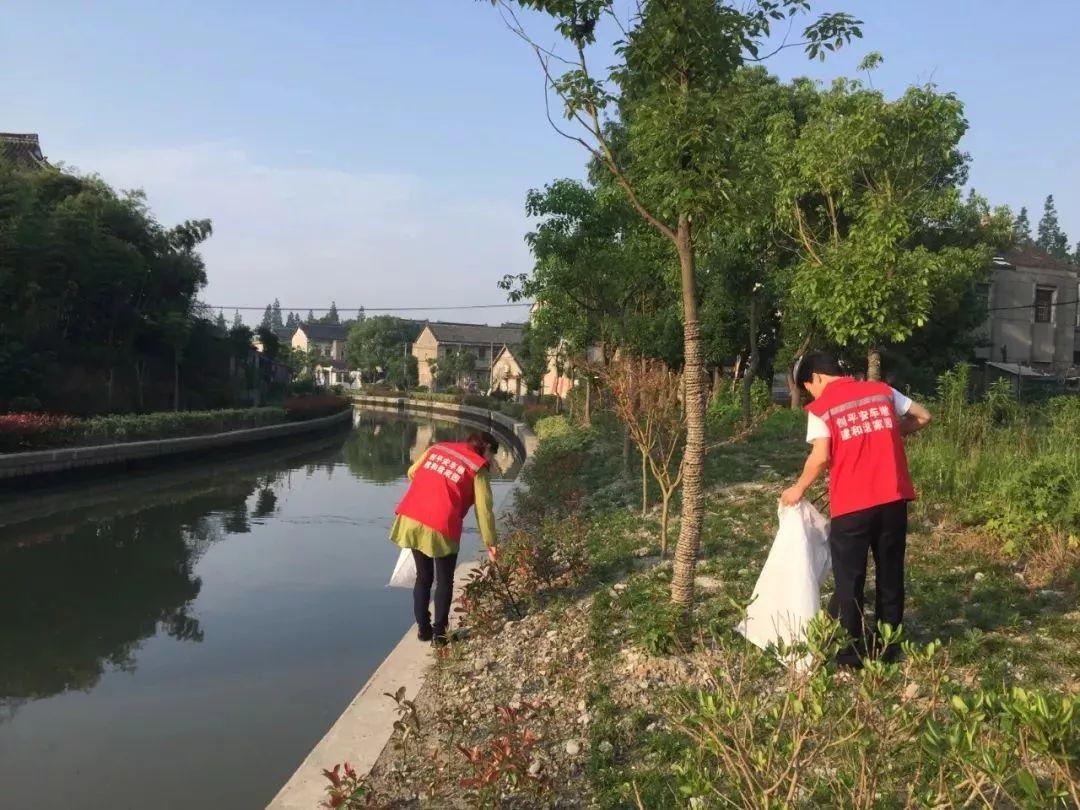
top-left (361, 385), bottom-right (1080, 808)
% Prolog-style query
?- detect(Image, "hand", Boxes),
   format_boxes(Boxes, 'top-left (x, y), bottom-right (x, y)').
top-left (780, 486), bottom-right (804, 507)
top-left (487, 546), bottom-right (497, 562)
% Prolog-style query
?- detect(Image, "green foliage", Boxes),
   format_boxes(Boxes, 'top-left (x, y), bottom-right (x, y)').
top-left (1013, 205), bottom-right (1032, 241)
top-left (534, 415), bottom-right (572, 441)
top-left (908, 366), bottom-right (1080, 553)
top-left (345, 316), bottom-right (419, 388)
top-left (777, 78), bottom-right (1003, 362)
top-left (0, 158), bottom-right (215, 413)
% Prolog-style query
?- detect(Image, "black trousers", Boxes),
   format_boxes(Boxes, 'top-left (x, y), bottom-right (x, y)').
top-left (828, 500), bottom-right (907, 666)
top-left (412, 550), bottom-right (458, 635)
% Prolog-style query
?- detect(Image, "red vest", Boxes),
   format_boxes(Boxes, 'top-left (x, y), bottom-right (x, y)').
top-left (395, 441), bottom-right (488, 542)
top-left (805, 378), bottom-right (916, 518)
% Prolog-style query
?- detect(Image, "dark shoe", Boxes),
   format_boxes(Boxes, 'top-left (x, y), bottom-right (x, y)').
top-left (432, 628), bottom-right (450, 647)
top-left (417, 625), bottom-right (433, 642)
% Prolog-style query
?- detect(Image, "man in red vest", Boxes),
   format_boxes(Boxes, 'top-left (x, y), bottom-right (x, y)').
top-left (781, 353), bottom-right (932, 667)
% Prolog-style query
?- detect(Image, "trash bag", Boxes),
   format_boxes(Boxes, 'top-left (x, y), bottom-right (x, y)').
top-left (736, 501), bottom-right (830, 667)
top-left (388, 547), bottom-right (417, 588)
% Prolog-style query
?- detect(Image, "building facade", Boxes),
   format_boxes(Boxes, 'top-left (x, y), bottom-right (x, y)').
top-left (976, 244), bottom-right (1080, 372)
top-left (413, 322), bottom-right (525, 389)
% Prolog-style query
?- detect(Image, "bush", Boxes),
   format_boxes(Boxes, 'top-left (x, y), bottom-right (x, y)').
top-left (288, 378), bottom-right (319, 396)
top-left (523, 403), bottom-right (554, 428)
top-left (533, 415), bottom-right (572, 441)
top-left (411, 385), bottom-right (429, 393)
top-left (499, 402), bottom-right (525, 419)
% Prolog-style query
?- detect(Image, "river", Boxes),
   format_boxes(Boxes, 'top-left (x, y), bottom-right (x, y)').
top-left (0, 411), bottom-right (519, 809)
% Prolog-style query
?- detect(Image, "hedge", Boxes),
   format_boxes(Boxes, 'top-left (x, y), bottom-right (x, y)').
top-left (0, 396), bottom-right (349, 453)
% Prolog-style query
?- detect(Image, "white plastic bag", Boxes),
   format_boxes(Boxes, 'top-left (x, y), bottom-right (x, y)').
top-left (387, 547), bottom-right (417, 588)
top-left (736, 501), bottom-right (830, 667)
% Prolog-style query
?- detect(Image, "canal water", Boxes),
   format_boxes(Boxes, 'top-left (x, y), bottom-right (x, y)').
top-left (0, 412), bottom-right (520, 810)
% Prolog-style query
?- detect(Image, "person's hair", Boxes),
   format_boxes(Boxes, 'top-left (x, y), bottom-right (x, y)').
top-left (794, 352), bottom-right (845, 388)
top-left (466, 431), bottom-right (499, 457)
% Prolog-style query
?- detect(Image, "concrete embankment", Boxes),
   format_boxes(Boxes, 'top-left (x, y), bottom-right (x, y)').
top-left (0, 409), bottom-right (353, 484)
top-left (267, 396), bottom-right (537, 810)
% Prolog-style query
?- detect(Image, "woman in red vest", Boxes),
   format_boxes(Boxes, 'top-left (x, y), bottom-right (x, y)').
top-left (781, 353), bottom-right (931, 667)
top-left (391, 431), bottom-right (500, 646)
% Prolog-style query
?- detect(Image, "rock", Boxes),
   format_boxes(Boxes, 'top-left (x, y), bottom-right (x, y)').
top-left (528, 759), bottom-right (543, 777)
top-left (633, 546), bottom-right (652, 558)
top-left (598, 740), bottom-right (614, 755)
top-left (902, 682), bottom-right (920, 702)
top-left (974, 572), bottom-right (985, 582)
top-left (546, 630), bottom-right (558, 640)
top-left (695, 575), bottom-right (722, 592)
top-left (564, 739), bottom-right (581, 756)
top-left (577, 713), bottom-right (590, 725)
top-left (577, 699), bottom-right (587, 712)
top-left (613, 582), bottom-right (628, 592)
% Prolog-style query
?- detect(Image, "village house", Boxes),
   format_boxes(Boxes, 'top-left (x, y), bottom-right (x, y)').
top-left (291, 322), bottom-right (359, 388)
top-left (412, 322), bottom-right (525, 390)
top-left (975, 243), bottom-right (1080, 373)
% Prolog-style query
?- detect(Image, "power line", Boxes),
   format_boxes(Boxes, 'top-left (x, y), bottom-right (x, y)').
top-left (205, 302), bottom-right (534, 312)
top-left (987, 298), bottom-right (1079, 312)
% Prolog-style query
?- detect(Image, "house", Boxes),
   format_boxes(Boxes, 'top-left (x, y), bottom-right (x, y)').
top-left (0, 133), bottom-right (49, 169)
top-left (975, 243), bottom-right (1080, 372)
top-left (292, 322), bottom-right (350, 361)
top-left (412, 321), bottom-right (525, 389)
top-left (490, 345), bottom-right (525, 397)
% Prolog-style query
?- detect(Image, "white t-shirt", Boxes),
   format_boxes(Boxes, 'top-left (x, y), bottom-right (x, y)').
top-left (806, 387), bottom-right (913, 443)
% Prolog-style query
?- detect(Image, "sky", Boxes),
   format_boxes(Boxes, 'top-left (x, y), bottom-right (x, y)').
top-left (3, 1), bottom-right (1078, 326)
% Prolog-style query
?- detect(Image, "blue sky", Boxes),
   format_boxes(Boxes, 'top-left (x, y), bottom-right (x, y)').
top-left (4, 1), bottom-right (1078, 324)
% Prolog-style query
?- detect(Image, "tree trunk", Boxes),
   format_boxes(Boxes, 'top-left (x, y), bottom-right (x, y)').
top-left (740, 297), bottom-right (759, 426)
top-left (660, 490), bottom-right (671, 558)
top-left (787, 371), bottom-right (802, 410)
top-left (133, 360), bottom-right (145, 412)
top-left (173, 349), bottom-right (180, 412)
top-left (670, 215), bottom-right (706, 611)
top-left (622, 426), bottom-right (630, 474)
top-left (583, 374), bottom-right (591, 426)
top-left (107, 366), bottom-right (115, 412)
top-left (641, 448), bottom-right (648, 517)
top-left (867, 347), bottom-right (882, 382)
top-left (711, 366), bottom-right (722, 402)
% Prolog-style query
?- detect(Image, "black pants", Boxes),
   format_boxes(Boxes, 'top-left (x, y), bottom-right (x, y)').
top-left (412, 550), bottom-right (458, 636)
top-left (828, 500), bottom-right (907, 666)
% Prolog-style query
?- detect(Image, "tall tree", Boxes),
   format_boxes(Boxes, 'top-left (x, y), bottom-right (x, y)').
top-left (325, 301), bottom-right (340, 324)
top-left (306, 309), bottom-right (315, 323)
top-left (357, 306), bottom-right (366, 322)
top-left (1036, 194), bottom-right (1070, 259)
top-left (232, 311), bottom-right (243, 329)
top-left (492, 0), bottom-right (861, 611)
top-left (1012, 206), bottom-right (1032, 242)
top-left (778, 70), bottom-right (992, 380)
top-left (271, 298), bottom-right (284, 330)
top-left (260, 305), bottom-right (272, 330)
top-left (215, 310), bottom-right (227, 331)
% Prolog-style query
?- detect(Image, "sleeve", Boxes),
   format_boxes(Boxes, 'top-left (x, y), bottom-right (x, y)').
top-left (406, 453), bottom-right (426, 482)
top-left (890, 387), bottom-right (913, 416)
top-left (473, 469), bottom-right (499, 549)
top-left (806, 412), bottom-right (830, 444)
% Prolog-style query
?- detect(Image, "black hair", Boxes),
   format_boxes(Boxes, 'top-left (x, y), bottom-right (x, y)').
top-left (794, 352), bottom-right (845, 388)
top-left (466, 431), bottom-right (499, 456)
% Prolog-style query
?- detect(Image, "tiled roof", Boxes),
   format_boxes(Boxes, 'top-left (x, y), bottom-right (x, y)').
top-left (999, 242), bottom-right (1078, 274)
top-left (423, 321), bottom-right (524, 346)
top-left (299, 322), bottom-right (350, 341)
top-left (0, 133), bottom-right (47, 168)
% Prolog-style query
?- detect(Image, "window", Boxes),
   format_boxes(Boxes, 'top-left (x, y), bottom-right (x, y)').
top-left (976, 282), bottom-right (992, 311)
top-left (1034, 286), bottom-right (1055, 324)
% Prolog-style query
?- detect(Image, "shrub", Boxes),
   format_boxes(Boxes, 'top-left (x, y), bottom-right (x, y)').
top-left (499, 402), bottom-right (525, 420)
top-left (523, 403), bottom-right (553, 428)
top-left (0, 407), bottom-right (298, 452)
top-left (288, 378), bottom-right (319, 396)
top-left (533, 415), bottom-right (572, 441)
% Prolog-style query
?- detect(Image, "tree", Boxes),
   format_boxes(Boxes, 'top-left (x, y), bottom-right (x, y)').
top-left (357, 306), bottom-right (366, 322)
top-left (1013, 206), bottom-right (1032, 242)
top-left (256, 326), bottom-right (281, 360)
top-left (1073, 241), bottom-right (1080, 266)
top-left (1036, 194), bottom-right (1070, 259)
top-left (600, 356), bottom-right (685, 557)
top-left (285, 311), bottom-right (299, 330)
top-left (437, 348), bottom-right (477, 389)
top-left (778, 74), bottom-right (992, 380)
top-left (306, 309), bottom-right (315, 323)
top-left (271, 299), bottom-right (284, 331)
top-left (215, 310), bottom-right (227, 331)
top-left (345, 316), bottom-right (419, 386)
top-left (324, 301), bottom-right (340, 324)
top-left (492, 0), bottom-right (861, 611)
top-left (260, 305), bottom-right (273, 330)
top-left (232, 311), bottom-right (243, 329)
